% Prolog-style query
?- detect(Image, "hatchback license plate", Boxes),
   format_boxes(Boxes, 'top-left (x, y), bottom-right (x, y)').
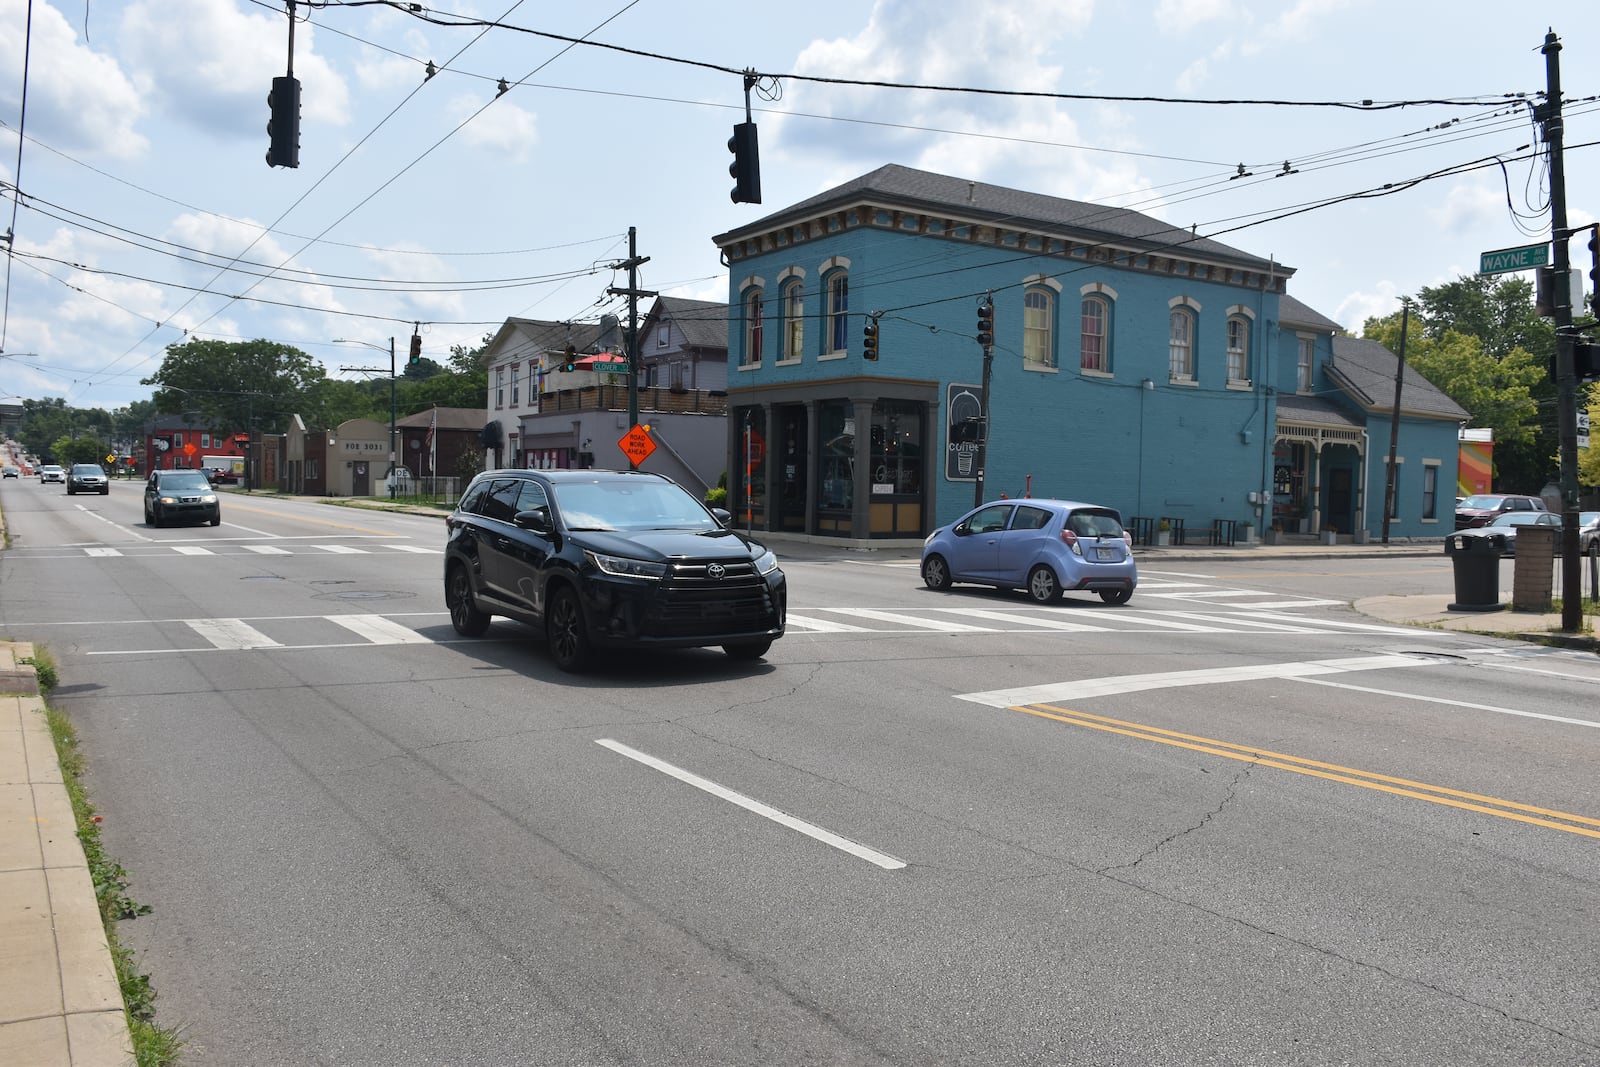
top-left (1095, 546), bottom-right (1116, 561)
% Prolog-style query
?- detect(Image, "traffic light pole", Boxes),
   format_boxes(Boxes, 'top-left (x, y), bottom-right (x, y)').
top-left (974, 293), bottom-right (994, 509)
top-left (606, 226), bottom-right (654, 429)
top-left (1538, 31), bottom-right (1583, 633)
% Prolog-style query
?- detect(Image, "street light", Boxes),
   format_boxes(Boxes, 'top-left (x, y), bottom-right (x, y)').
top-left (333, 337), bottom-right (397, 498)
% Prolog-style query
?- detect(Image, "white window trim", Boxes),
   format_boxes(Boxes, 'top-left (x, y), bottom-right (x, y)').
top-left (1080, 281), bottom-right (1119, 300)
top-left (1421, 458), bottom-right (1442, 524)
top-left (1296, 333), bottom-right (1315, 394)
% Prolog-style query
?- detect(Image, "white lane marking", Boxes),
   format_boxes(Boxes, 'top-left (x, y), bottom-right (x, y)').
top-left (785, 614), bottom-right (874, 633)
top-left (1237, 611), bottom-right (1445, 636)
top-left (186, 618), bottom-right (283, 650)
top-left (385, 545), bottom-right (439, 554)
top-left (957, 653), bottom-right (1452, 708)
top-left (927, 608), bottom-right (1111, 632)
top-left (326, 614), bottom-right (430, 644)
top-left (173, 546), bottom-right (213, 556)
top-left (313, 544), bottom-right (367, 554)
top-left (243, 545), bottom-right (292, 555)
top-left (84, 547), bottom-right (123, 557)
top-left (827, 607), bottom-right (996, 632)
top-left (223, 520), bottom-right (277, 537)
top-left (1132, 609), bottom-right (1320, 633)
top-left (1292, 676), bottom-right (1600, 730)
top-left (595, 739), bottom-right (905, 871)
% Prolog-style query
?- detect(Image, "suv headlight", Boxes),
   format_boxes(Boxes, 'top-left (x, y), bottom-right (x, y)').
top-left (586, 550), bottom-right (667, 579)
top-left (753, 549), bottom-right (780, 576)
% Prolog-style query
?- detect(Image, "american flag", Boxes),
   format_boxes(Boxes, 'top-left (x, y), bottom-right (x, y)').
top-left (424, 408), bottom-right (437, 473)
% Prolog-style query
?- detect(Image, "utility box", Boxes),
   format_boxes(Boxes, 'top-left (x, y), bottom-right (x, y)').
top-left (1512, 525), bottom-right (1557, 611)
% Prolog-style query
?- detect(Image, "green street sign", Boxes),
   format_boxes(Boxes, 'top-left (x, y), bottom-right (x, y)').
top-left (1478, 243), bottom-right (1549, 275)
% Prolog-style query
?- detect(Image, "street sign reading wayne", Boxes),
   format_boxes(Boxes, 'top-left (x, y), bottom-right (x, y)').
top-left (1478, 243), bottom-right (1549, 275)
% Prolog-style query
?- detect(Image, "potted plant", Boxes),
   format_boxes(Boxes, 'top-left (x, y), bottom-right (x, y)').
top-left (1239, 521), bottom-right (1256, 545)
top-left (1154, 518), bottom-right (1172, 546)
top-left (1320, 523), bottom-right (1339, 546)
top-left (1263, 520), bottom-right (1283, 545)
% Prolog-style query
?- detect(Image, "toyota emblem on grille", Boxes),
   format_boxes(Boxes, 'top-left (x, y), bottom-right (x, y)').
top-left (706, 563), bottom-right (726, 579)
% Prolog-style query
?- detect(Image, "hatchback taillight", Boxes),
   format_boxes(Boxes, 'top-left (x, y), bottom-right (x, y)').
top-left (1059, 528), bottom-right (1082, 557)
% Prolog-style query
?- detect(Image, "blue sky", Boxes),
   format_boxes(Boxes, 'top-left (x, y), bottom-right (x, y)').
top-left (1, 0), bottom-right (1596, 413)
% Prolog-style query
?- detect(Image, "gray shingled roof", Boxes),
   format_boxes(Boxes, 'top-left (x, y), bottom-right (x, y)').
top-left (1275, 394), bottom-right (1364, 427)
top-left (397, 406), bottom-right (486, 430)
top-left (715, 163), bottom-right (1288, 273)
top-left (1279, 294), bottom-right (1343, 333)
top-left (1326, 336), bottom-right (1469, 421)
top-left (648, 296), bottom-right (729, 351)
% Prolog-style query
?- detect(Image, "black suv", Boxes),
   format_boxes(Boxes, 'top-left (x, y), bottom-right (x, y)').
top-left (444, 468), bottom-right (786, 672)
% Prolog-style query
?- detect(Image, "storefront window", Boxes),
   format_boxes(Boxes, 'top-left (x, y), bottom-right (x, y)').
top-left (734, 406), bottom-right (767, 526)
top-left (817, 400), bottom-right (853, 512)
top-left (870, 400), bottom-right (922, 495)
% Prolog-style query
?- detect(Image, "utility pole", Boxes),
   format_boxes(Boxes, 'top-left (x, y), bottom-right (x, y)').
top-left (606, 226), bottom-right (655, 429)
top-left (335, 336), bottom-right (398, 498)
top-left (1537, 31), bottom-right (1583, 633)
top-left (974, 293), bottom-right (995, 508)
top-left (1381, 301), bottom-right (1409, 546)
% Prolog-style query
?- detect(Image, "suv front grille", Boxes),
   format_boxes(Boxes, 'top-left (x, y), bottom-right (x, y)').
top-left (641, 561), bottom-right (776, 636)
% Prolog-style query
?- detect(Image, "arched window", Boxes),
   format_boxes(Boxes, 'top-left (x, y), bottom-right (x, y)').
top-left (826, 271), bottom-right (849, 354)
top-left (1080, 294), bottom-right (1110, 372)
top-left (1226, 316), bottom-right (1250, 382)
top-left (1169, 308), bottom-right (1195, 380)
top-left (1023, 287), bottom-right (1055, 367)
top-left (782, 279), bottom-right (805, 361)
top-left (743, 288), bottom-right (764, 367)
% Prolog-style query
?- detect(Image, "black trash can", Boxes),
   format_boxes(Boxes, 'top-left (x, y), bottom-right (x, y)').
top-left (1444, 533), bottom-right (1502, 611)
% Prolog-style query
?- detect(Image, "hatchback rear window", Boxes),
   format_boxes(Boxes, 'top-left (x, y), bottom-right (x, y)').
top-left (1068, 510), bottom-right (1125, 538)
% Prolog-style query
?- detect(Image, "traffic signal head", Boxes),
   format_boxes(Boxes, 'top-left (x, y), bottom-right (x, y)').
top-left (976, 299), bottom-right (994, 347)
top-left (728, 122), bottom-right (762, 204)
top-left (408, 334), bottom-right (422, 366)
top-left (266, 76), bottom-right (301, 169)
top-left (862, 317), bottom-right (879, 361)
top-left (1589, 224), bottom-right (1599, 316)
top-left (561, 344), bottom-right (577, 372)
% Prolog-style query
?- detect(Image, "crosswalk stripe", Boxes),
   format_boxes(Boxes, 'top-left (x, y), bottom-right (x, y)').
top-left (929, 608), bottom-right (1112, 632)
top-left (385, 545), bottom-right (439, 554)
top-left (313, 544), bottom-right (367, 554)
top-left (244, 545), bottom-right (292, 555)
top-left (173, 546), bottom-right (213, 556)
top-left (186, 618), bottom-right (282, 649)
top-left (786, 613), bottom-right (875, 633)
top-left (326, 614), bottom-right (430, 644)
top-left (1134, 609), bottom-right (1319, 633)
top-left (83, 547), bottom-right (122, 557)
top-left (826, 607), bottom-right (997, 632)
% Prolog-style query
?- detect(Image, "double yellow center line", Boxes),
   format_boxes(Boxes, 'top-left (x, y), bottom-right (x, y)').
top-left (1013, 703), bottom-right (1600, 840)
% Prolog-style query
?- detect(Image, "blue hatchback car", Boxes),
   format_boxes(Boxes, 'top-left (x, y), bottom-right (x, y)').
top-left (921, 499), bottom-right (1138, 605)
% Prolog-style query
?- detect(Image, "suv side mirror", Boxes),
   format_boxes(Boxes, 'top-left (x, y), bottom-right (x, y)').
top-left (514, 508), bottom-right (551, 535)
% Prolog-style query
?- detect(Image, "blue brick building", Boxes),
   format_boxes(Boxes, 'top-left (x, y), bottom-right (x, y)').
top-left (713, 165), bottom-right (1465, 543)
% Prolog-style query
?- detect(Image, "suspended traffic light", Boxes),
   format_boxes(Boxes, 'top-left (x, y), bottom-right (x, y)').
top-left (862, 316), bottom-right (879, 361)
top-left (408, 334), bottom-right (422, 366)
top-left (728, 122), bottom-right (762, 204)
top-left (976, 297), bottom-right (994, 348)
top-left (1588, 224), bottom-right (1599, 316)
top-left (561, 344), bottom-right (577, 372)
top-left (266, 75), bottom-right (301, 169)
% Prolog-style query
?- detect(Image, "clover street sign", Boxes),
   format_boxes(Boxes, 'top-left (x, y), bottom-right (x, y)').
top-left (1478, 243), bottom-right (1548, 275)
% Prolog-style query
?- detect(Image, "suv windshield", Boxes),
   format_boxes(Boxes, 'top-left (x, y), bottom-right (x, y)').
top-left (552, 480), bottom-right (718, 532)
top-left (159, 472), bottom-right (211, 491)
top-left (71, 464), bottom-right (101, 474)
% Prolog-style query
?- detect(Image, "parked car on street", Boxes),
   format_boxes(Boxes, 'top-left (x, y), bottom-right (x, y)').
top-left (65, 463), bottom-right (110, 495)
top-left (144, 469), bottom-right (221, 527)
top-left (1454, 493), bottom-right (1547, 529)
top-left (1449, 510), bottom-right (1561, 557)
top-left (921, 499), bottom-right (1137, 605)
top-left (1580, 511), bottom-right (1599, 556)
top-left (443, 468), bottom-right (786, 672)
top-left (1, 466), bottom-right (17, 479)
top-left (38, 464), bottom-right (65, 483)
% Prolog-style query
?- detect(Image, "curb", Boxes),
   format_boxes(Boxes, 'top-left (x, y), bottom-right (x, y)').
top-left (1, 645), bottom-right (135, 1067)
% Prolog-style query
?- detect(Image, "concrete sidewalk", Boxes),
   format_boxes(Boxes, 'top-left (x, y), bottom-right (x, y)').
top-left (0, 644), bottom-right (134, 1067)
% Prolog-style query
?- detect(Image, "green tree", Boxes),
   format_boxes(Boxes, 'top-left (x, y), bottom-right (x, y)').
top-left (51, 435), bottom-right (109, 467)
top-left (1413, 275), bottom-right (1555, 360)
top-left (142, 338), bottom-right (328, 433)
top-left (1580, 389), bottom-right (1600, 490)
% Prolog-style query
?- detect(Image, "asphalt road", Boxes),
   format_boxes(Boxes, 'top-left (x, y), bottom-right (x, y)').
top-left (2, 476), bottom-right (1598, 1065)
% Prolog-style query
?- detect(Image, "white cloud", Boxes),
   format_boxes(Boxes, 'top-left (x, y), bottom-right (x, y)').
top-left (1241, 0), bottom-right (1365, 56)
top-left (1428, 179), bottom-right (1503, 235)
top-left (1154, 0), bottom-right (1241, 34)
top-left (0, 0), bottom-right (147, 159)
top-left (449, 94), bottom-right (538, 163)
top-left (116, 0), bottom-right (349, 134)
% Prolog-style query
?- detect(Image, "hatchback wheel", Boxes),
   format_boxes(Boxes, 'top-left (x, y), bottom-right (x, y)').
top-left (1098, 587), bottom-right (1132, 606)
top-left (1027, 565), bottom-right (1062, 603)
top-left (546, 586), bottom-right (592, 673)
top-left (445, 563), bottom-right (490, 637)
top-left (922, 554), bottom-right (952, 591)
